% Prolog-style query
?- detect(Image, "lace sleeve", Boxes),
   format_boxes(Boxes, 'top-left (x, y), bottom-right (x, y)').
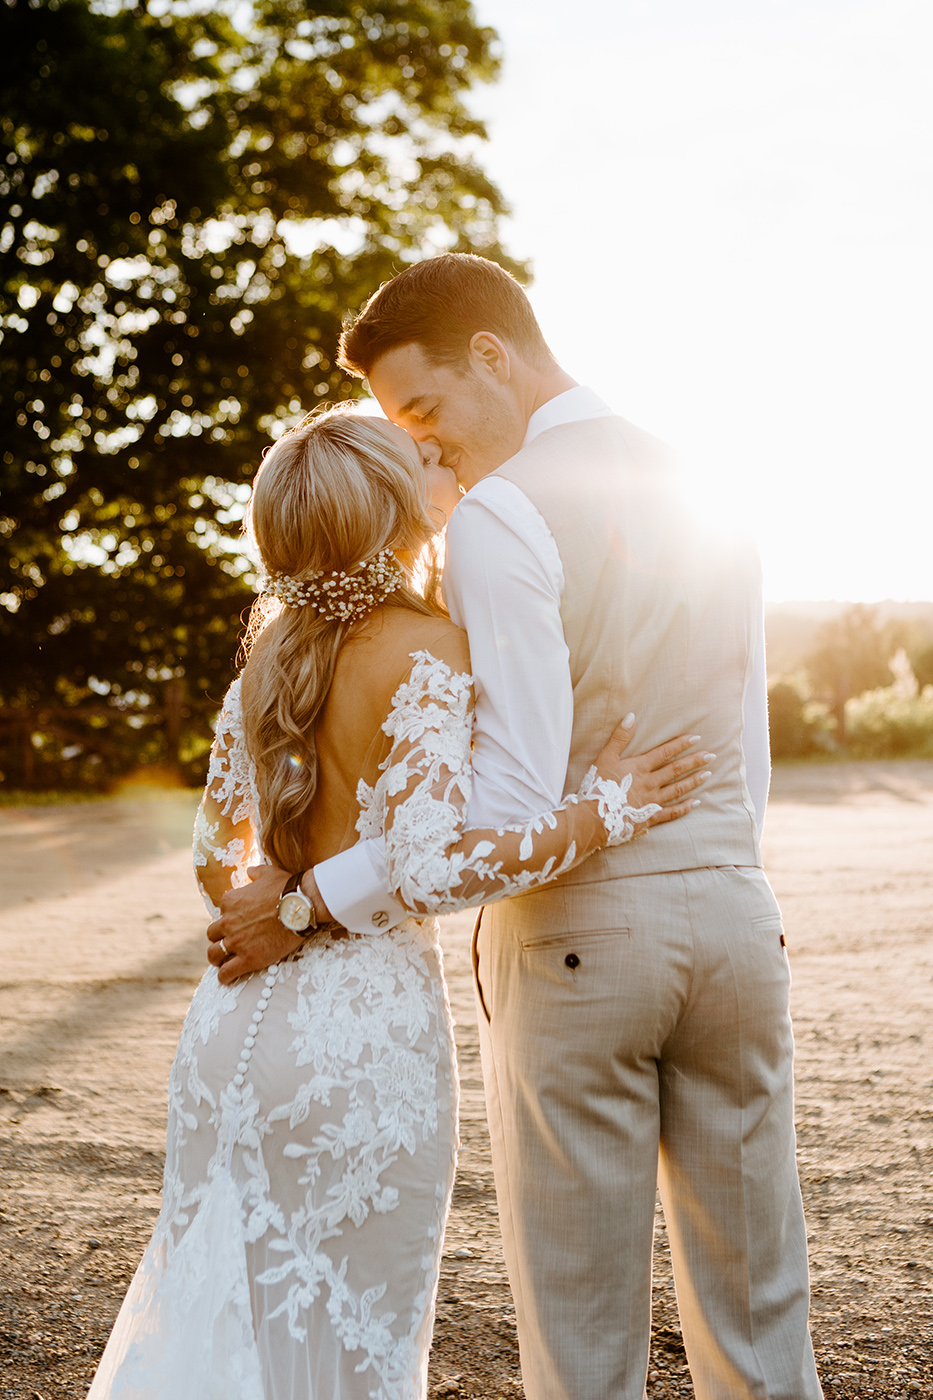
top-left (369, 651), bottom-right (659, 917)
top-left (192, 678), bottom-right (262, 918)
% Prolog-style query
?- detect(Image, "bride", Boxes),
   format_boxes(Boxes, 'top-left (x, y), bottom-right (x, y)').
top-left (87, 406), bottom-right (706, 1400)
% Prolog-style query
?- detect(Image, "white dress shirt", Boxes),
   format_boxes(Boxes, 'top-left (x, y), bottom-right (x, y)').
top-left (314, 388), bottom-right (770, 934)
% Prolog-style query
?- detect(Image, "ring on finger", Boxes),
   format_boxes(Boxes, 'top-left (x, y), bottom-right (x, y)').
top-left (219, 937), bottom-right (228, 956)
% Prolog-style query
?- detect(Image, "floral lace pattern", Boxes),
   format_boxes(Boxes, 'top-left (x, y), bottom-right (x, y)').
top-left (365, 651), bottom-right (659, 917)
top-left (192, 678), bottom-right (262, 920)
top-left (90, 649), bottom-right (649, 1400)
top-left (577, 765), bottom-right (659, 844)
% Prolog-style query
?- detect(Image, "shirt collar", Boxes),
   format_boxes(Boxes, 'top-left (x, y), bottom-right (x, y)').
top-left (521, 385), bottom-right (615, 449)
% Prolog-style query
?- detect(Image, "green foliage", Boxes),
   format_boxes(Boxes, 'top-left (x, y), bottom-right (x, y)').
top-left (845, 684), bottom-right (933, 759)
top-left (909, 642), bottom-right (933, 691)
top-left (767, 680), bottom-right (830, 760)
top-left (804, 604), bottom-right (896, 742)
top-left (805, 603), bottom-right (894, 701)
top-left (770, 638), bottom-right (933, 762)
top-left (1, 0), bottom-right (517, 785)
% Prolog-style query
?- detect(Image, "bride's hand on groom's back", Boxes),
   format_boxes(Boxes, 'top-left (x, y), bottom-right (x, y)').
top-left (594, 716), bottom-right (713, 830)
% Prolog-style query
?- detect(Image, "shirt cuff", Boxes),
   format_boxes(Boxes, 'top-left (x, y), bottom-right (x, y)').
top-left (313, 840), bottom-right (410, 936)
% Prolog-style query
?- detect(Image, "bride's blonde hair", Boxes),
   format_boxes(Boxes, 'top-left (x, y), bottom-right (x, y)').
top-left (240, 405), bottom-right (444, 872)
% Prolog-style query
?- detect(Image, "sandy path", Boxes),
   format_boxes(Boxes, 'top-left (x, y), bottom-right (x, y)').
top-left (1, 763), bottom-right (932, 1398)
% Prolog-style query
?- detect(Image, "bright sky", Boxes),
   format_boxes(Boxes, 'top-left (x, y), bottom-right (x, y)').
top-left (468, 0), bottom-right (932, 602)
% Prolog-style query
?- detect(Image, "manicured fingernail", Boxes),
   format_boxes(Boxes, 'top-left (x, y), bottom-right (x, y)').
top-left (699, 770), bottom-right (712, 781)
top-left (692, 799), bottom-right (702, 807)
top-left (688, 735), bottom-right (702, 744)
top-left (622, 712), bottom-right (635, 728)
top-left (703, 752), bottom-right (716, 761)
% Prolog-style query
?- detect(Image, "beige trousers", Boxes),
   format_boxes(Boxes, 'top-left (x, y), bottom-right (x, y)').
top-left (473, 865), bottom-right (822, 1400)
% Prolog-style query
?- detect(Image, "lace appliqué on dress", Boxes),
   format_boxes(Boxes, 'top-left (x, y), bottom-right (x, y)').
top-left (192, 677), bottom-right (263, 920)
top-left (362, 650), bottom-right (658, 918)
top-left (91, 647), bottom-right (653, 1400)
top-left (91, 671), bottom-right (458, 1400)
top-left (577, 766), bottom-right (661, 844)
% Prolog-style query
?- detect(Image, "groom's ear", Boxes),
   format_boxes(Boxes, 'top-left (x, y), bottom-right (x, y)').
top-left (468, 332), bottom-right (511, 384)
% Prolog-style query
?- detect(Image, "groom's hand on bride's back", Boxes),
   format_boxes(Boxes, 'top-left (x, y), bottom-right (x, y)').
top-left (206, 865), bottom-right (305, 984)
top-left (594, 716), bottom-right (714, 832)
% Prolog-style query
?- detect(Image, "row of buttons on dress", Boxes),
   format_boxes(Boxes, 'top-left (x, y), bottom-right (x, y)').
top-left (232, 963), bottom-right (280, 1089)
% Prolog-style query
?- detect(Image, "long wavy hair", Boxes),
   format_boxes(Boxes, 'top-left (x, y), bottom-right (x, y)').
top-left (239, 406), bottom-right (445, 872)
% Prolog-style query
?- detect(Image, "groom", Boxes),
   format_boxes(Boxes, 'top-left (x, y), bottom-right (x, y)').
top-left (209, 254), bottom-right (821, 1399)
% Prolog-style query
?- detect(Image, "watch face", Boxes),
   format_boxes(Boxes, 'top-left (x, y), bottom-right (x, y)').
top-left (279, 892), bottom-right (311, 932)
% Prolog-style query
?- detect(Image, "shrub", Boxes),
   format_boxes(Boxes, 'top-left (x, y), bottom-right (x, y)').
top-left (768, 681), bottom-right (832, 759)
top-left (845, 685), bottom-right (933, 759)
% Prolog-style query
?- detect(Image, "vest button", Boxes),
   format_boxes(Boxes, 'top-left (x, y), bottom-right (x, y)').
top-left (565, 953), bottom-right (580, 969)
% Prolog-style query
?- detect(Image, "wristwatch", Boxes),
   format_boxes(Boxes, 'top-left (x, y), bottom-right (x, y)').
top-left (277, 871), bottom-right (318, 936)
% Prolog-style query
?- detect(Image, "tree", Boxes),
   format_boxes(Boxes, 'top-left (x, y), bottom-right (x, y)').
top-left (910, 641), bottom-right (933, 691)
top-left (1, 0), bottom-right (517, 785)
top-left (805, 604), bottom-right (894, 744)
top-left (767, 681), bottom-right (824, 760)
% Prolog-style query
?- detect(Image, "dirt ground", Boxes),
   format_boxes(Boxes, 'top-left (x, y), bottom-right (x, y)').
top-left (1, 760), bottom-right (932, 1399)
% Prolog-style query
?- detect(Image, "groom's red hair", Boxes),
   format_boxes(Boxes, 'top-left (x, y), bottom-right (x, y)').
top-left (338, 253), bottom-right (553, 377)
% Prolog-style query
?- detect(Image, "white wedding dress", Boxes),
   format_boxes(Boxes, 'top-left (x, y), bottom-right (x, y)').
top-left (88, 651), bottom-right (652, 1400)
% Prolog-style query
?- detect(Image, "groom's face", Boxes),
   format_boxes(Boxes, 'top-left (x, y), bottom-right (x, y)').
top-left (367, 340), bottom-right (527, 492)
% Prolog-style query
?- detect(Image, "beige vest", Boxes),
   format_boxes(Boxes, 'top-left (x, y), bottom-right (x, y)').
top-left (495, 414), bottom-right (762, 880)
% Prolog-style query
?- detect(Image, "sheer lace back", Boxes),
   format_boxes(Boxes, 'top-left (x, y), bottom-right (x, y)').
top-left (358, 650), bottom-right (658, 916)
top-left (194, 640), bottom-right (658, 925)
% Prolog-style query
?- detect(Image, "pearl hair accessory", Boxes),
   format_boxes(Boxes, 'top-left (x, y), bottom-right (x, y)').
top-left (261, 547), bottom-right (405, 622)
